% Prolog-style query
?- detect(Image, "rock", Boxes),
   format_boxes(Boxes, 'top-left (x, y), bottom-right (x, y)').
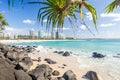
top-left (29, 64), bottom-right (53, 80)
top-left (44, 58), bottom-right (56, 64)
top-left (54, 51), bottom-right (58, 53)
top-left (52, 70), bottom-right (60, 76)
top-left (63, 64), bottom-right (67, 66)
top-left (14, 70), bottom-right (32, 80)
top-left (6, 51), bottom-right (28, 62)
top-left (117, 54), bottom-right (120, 55)
top-left (0, 58), bottom-right (32, 80)
top-left (63, 51), bottom-right (70, 56)
top-left (58, 51), bottom-right (64, 54)
top-left (113, 56), bottom-right (120, 58)
top-left (92, 52), bottom-right (105, 58)
top-left (62, 70), bottom-right (77, 80)
top-left (0, 58), bottom-right (15, 80)
top-left (58, 77), bottom-right (65, 80)
top-left (38, 57), bottom-right (41, 62)
top-left (18, 57), bottom-right (33, 71)
top-left (83, 71), bottom-right (98, 80)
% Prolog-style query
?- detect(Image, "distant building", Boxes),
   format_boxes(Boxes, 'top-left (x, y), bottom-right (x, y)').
top-left (38, 30), bottom-right (44, 39)
top-left (56, 31), bottom-right (59, 39)
top-left (29, 29), bottom-right (35, 39)
top-left (51, 31), bottom-right (56, 39)
top-left (59, 33), bottom-right (66, 39)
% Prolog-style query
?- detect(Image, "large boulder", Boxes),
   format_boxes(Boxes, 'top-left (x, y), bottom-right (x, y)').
top-left (63, 51), bottom-right (70, 56)
top-left (0, 58), bottom-right (32, 80)
top-left (0, 58), bottom-right (15, 80)
top-left (17, 57), bottom-right (33, 71)
top-left (6, 51), bottom-right (28, 62)
top-left (84, 71), bottom-right (98, 80)
top-left (14, 70), bottom-right (32, 80)
top-left (62, 70), bottom-right (77, 80)
top-left (29, 64), bottom-right (53, 80)
top-left (92, 52), bottom-right (105, 58)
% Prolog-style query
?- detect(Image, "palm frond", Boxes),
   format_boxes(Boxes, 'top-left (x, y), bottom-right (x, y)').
top-left (105, 1), bottom-right (118, 13)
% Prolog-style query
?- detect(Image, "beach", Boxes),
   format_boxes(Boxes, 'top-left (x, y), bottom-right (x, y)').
top-left (0, 40), bottom-right (120, 80)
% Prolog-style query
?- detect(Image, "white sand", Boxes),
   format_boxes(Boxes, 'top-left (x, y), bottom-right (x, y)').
top-left (0, 40), bottom-right (114, 80)
top-left (28, 46), bottom-right (87, 80)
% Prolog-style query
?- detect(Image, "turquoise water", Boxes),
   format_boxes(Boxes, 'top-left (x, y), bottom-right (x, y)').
top-left (8, 40), bottom-right (120, 54)
top-left (7, 40), bottom-right (120, 80)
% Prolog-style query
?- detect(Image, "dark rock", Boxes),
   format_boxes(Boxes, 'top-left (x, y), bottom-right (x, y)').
top-left (63, 64), bottom-right (67, 66)
top-left (54, 51), bottom-right (58, 53)
top-left (62, 70), bottom-right (77, 80)
top-left (18, 57), bottom-right (33, 71)
top-left (44, 58), bottom-right (56, 64)
top-left (58, 51), bottom-right (64, 54)
top-left (117, 54), bottom-right (120, 55)
top-left (52, 70), bottom-right (60, 76)
top-left (57, 77), bottom-right (65, 80)
top-left (0, 58), bottom-right (15, 80)
top-left (14, 70), bottom-right (32, 80)
top-left (92, 52), bottom-right (105, 58)
top-left (63, 51), bottom-right (70, 56)
top-left (38, 57), bottom-right (41, 62)
top-left (0, 58), bottom-right (32, 80)
top-left (113, 56), bottom-right (120, 58)
top-left (29, 64), bottom-right (53, 80)
top-left (6, 51), bottom-right (28, 62)
top-left (83, 71), bottom-right (98, 80)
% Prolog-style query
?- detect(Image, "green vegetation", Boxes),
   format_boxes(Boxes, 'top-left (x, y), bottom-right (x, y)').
top-left (105, 0), bottom-right (120, 13)
top-left (0, 13), bottom-right (9, 33)
top-left (8, 0), bottom-right (97, 34)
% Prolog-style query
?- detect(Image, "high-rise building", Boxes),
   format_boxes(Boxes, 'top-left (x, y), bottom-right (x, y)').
top-left (51, 31), bottom-right (56, 39)
top-left (56, 31), bottom-right (59, 39)
top-left (38, 30), bottom-right (44, 39)
top-left (29, 29), bottom-right (35, 39)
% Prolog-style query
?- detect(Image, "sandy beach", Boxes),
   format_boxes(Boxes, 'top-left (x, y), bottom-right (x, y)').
top-left (0, 40), bottom-right (116, 80)
top-left (28, 46), bottom-right (87, 80)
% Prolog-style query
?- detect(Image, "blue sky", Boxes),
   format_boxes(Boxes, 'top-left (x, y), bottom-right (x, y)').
top-left (0, 0), bottom-right (120, 38)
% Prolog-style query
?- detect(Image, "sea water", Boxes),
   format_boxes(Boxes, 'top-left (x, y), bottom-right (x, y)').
top-left (7, 40), bottom-right (120, 80)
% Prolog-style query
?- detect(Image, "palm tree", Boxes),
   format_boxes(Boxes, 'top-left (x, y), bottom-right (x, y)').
top-left (105, 0), bottom-right (120, 13)
top-left (0, 13), bottom-right (9, 33)
top-left (8, 0), bottom-right (97, 35)
top-left (29, 0), bottom-right (97, 35)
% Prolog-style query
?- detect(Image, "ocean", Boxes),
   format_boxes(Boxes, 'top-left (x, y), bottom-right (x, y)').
top-left (7, 40), bottom-right (120, 80)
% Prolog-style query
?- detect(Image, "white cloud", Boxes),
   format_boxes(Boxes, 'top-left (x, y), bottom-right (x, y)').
top-left (23, 19), bottom-right (35, 24)
top-left (80, 25), bottom-right (86, 30)
top-left (86, 12), bottom-right (92, 21)
top-left (100, 13), bottom-right (120, 21)
top-left (43, 19), bottom-right (47, 23)
top-left (4, 27), bottom-right (27, 36)
top-left (100, 23), bottom-right (116, 27)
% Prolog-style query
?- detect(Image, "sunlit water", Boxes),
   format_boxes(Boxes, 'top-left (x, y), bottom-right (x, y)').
top-left (6, 40), bottom-right (120, 80)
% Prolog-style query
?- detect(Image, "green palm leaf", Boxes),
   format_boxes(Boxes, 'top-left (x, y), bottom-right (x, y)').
top-left (83, 1), bottom-right (97, 27)
top-left (105, 0), bottom-right (118, 13)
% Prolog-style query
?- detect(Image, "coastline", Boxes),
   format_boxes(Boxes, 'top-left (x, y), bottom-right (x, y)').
top-left (0, 40), bottom-right (117, 80)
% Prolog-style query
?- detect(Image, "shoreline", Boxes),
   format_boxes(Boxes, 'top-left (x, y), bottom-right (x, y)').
top-left (0, 40), bottom-right (118, 80)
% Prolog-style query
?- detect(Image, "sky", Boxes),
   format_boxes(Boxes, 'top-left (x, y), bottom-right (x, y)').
top-left (0, 0), bottom-right (120, 39)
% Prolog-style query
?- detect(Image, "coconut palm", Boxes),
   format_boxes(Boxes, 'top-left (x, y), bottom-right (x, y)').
top-left (105, 0), bottom-right (120, 13)
top-left (0, 13), bottom-right (9, 33)
top-left (8, 0), bottom-right (97, 35)
top-left (28, 0), bottom-right (97, 34)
